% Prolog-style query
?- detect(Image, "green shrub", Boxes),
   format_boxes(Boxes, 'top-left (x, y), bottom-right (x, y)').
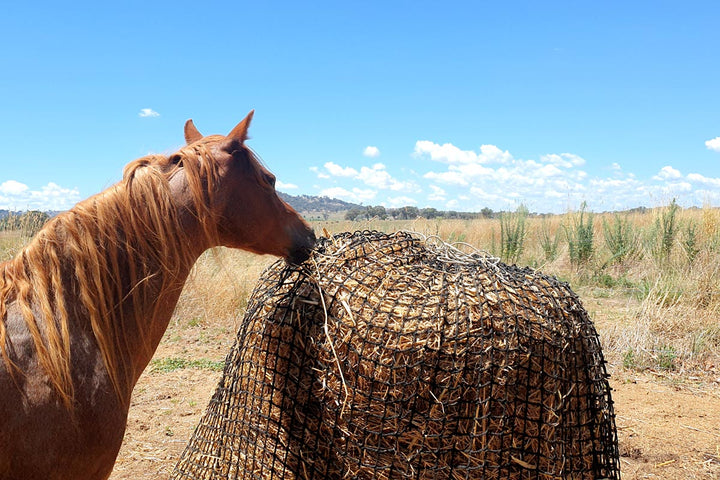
top-left (539, 218), bottom-right (560, 262)
top-left (652, 198), bottom-right (679, 263)
top-left (499, 204), bottom-right (528, 264)
top-left (565, 202), bottom-right (594, 267)
top-left (603, 214), bottom-right (641, 264)
top-left (681, 220), bottom-right (700, 264)
top-left (656, 344), bottom-right (677, 370)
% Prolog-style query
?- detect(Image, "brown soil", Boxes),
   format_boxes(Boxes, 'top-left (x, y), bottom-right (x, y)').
top-left (109, 332), bottom-right (720, 480)
top-left (612, 370), bottom-right (720, 479)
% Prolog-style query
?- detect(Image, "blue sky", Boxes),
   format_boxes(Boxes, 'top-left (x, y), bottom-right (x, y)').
top-left (1, 1), bottom-right (719, 213)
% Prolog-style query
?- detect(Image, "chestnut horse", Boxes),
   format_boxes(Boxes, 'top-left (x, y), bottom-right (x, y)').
top-left (0, 112), bottom-right (315, 480)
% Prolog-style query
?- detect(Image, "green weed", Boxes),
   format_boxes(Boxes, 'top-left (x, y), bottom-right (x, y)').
top-left (499, 204), bottom-right (528, 264)
top-left (565, 202), bottom-right (594, 267)
top-left (150, 357), bottom-right (224, 373)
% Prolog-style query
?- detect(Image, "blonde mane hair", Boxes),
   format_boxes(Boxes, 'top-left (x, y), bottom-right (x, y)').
top-left (0, 141), bottom-right (222, 407)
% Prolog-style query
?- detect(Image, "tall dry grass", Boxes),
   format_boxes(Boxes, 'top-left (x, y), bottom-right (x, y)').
top-left (317, 203), bottom-right (720, 376)
top-left (2, 202), bottom-right (718, 376)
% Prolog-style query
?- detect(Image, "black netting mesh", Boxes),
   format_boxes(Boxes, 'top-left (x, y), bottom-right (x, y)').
top-left (171, 231), bottom-right (619, 480)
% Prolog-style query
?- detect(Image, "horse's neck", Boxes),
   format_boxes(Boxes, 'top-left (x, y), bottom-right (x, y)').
top-left (121, 260), bottom-right (194, 380)
top-left (62, 197), bottom-right (206, 396)
top-left (110, 241), bottom-right (199, 389)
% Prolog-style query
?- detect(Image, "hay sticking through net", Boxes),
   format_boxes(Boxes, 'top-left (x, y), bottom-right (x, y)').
top-left (171, 230), bottom-right (620, 480)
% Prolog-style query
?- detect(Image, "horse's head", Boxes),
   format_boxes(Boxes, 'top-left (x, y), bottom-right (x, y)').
top-left (166, 111), bottom-right (315, 264)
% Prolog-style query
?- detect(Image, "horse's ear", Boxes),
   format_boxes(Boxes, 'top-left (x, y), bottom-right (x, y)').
top-left (227, 110), bottom-right (254, 143)
top-left (184, 119), bottom-right (203, 144)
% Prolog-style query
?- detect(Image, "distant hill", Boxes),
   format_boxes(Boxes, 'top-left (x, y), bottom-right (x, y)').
top-left (278, 192), bottom-right (363, 220)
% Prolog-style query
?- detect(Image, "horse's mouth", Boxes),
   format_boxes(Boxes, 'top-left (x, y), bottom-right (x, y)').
top-left (286, 229), bottom-right (317, 265)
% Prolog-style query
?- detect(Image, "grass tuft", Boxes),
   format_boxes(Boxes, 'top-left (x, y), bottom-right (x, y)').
top-left (150, 357), bottom-right (224, 373)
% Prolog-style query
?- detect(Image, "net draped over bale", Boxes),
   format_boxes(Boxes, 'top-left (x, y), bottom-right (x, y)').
top-left (172, 231), bottom-right (620, 480)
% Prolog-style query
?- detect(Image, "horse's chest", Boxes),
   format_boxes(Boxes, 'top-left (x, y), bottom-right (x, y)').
top-left (0, 309), bottom-right (129, 480)
top-left (0, 371), bottom-right (128, 480)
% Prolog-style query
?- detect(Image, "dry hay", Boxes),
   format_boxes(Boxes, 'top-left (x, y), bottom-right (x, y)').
top-left (171, 230), bottom-right (619, 480)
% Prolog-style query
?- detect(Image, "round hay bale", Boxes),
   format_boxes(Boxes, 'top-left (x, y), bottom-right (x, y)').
top-left (171, 230), bottom-right (620, 480)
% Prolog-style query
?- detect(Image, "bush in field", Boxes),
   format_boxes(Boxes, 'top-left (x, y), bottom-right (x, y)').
top-left (650, 198), bottom-right (679, 264)
top-left (603, 214), bottom-right (641, 264)
top-left (499, 204), bottom-right (528, 264)
top-left (539, 217), bottom-right (560, 262)
top-left (681, 220), bottom-right (700, 264)
top-left (565, 202), bottom-right (594, 267)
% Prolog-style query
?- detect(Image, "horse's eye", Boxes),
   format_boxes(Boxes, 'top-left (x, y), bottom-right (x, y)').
top-left (265, 173), bottom-right (276, 188)
top-left (169, 154), bottom-right (183, 167)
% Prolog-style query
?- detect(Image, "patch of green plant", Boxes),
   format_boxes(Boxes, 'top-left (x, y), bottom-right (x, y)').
top-left (591, 270), bottom-right (638, 291)
top-left (652, 198), bottom-right (679, 264)
top-left (691, 325), bottom-right (720, 354)
top-left (634, 274), bottom-right (684, 306)
top-left (595, 273), bottom-right (616, 289)
top-left (603, 214), bottom-right (641, 264)
top-left (681, 220), bottom-right (700, 264)
top-left (150, 357), bottom-right (224, 373)
top-left (622, 348), bottom-right (638, 369)
top-left (565, 202), bottom-right (594, 268)
top-left (655, 344), bottom-right (677, 371)
top-left (539, 217), bottom-right (560, 262)
top-left (447, 231), bottom-right (467, 244)
top-left (499, 204), bottom-right (528, 264)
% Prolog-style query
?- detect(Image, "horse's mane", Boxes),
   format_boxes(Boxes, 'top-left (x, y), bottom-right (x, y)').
top-left (0, 141), bottom-right (221, 407)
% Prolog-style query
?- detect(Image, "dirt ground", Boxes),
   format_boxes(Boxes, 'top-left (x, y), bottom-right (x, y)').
top-left (109, 322), bottom-right (720, 480)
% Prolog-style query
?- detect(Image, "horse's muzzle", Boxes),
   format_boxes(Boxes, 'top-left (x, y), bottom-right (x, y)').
top-left (286, 227), bottom-right (317, 265)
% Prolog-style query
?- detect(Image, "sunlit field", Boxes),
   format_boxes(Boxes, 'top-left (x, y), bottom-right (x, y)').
top-left (3, 202), bottom-right (720, 478)
top-left (3, 202), bottom-right (719, 376)
top-left (315, 203), bottom-right (720, 375)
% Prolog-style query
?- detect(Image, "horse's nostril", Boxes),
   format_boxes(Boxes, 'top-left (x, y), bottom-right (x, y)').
top-left (286, 227), bottom-right (316, 265)
top-left (305, 229), bottom-right (317, 247)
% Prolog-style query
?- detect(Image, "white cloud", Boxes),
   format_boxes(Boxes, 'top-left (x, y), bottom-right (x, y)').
top-left (318, 161), bottom-right (417, 193)
top-left (310, 166), bottom-right (330, 179)
top-left (478, 144), bottom-right (513, 164)
top-left (688, 173), bottom-right (720, 187)
top-left (276, 180), bottom-right (298, 190)
top-left (705, 137), bottom-right (720, 152)
top-left (469, 186), bottom-right (502, 203)
top-left (414, 141), bottom-right (478, 164)
top-left (315, 137), bottom-right (718, 213)
top-left (324, 162), bottom-right (358, 177)
top-left (0, 181), bottom-right (80, 211)
top-left (541, 153), bottom-right (586, 168)
top-left (653, 166), bottom-right (682, 180)
top-left (423, 170), bottom-right (469, 186)
top-left (415, 141), bottom-right (513, 165)
top-left (386, 196), bottom-right (417, 207)
top-left (537, 164), bottom-right (563, 178)
top-left (428, 185), bottom-right (446, 201)
top-left (319, 186), bottom-right (376, 203)
top-left (139, 108), bottom-right (160, 118)
top-left (0, 180), bottom-right (29, 195)
top-left (363, 146), bottom-right (380, 158)
top-left (356, 163), bottom-right (418, 191)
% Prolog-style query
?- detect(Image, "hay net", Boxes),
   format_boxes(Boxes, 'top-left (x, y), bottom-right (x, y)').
top-left (171, 230), bottom-right (620, 480)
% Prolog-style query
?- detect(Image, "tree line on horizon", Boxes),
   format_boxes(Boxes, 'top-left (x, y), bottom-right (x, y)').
top-left (343, 204), bottom-right (655, 221)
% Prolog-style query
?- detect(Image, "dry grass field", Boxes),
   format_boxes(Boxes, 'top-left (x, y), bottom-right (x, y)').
top-left (4, 205), bottom-right (720, 478)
